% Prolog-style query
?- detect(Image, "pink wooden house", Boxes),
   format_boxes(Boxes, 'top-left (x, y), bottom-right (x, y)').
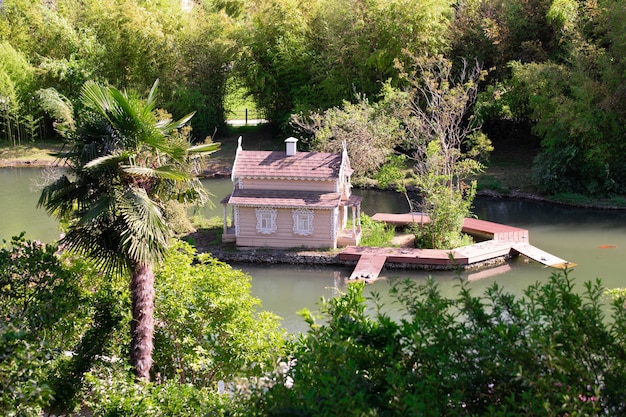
top-left (221, 137), bottom-right (362, 249)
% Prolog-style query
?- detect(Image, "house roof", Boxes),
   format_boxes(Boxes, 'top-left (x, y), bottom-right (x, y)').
top-left (232, 150), bottom-right (344, 180)
top-left (223, 189), bottom-right (342, 209)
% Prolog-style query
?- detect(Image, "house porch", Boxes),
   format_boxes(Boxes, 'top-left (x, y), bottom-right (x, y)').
top-left (337, 194), bottom-right (363, 247)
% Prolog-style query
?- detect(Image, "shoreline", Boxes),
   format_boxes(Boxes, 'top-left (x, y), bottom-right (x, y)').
top-left (2, 152), bottom-right (626, 211)
top-left (204, 246), bottom-right (511, 277)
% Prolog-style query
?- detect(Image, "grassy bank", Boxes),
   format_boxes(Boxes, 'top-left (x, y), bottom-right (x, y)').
top-left (0, 141), bottom-right (64, 166)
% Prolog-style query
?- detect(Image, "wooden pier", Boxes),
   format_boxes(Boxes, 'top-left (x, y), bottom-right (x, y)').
top-left (342, 213), bottom-right (574, 282)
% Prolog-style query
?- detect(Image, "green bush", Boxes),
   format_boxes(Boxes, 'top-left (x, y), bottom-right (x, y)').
top-left (84, 374), bottom-right (236, 417)
top-left (359, 214), bottom-right (396, 247)
top-left (152, 240), bottom-right (285, 386)
top-left (247, 271), bottom-right (626, 416)
top-left (0, 322), bottom-right (54, 416)
top-left (0, 234), bottom-right (94, 415)
top-left (1, 235), bottom-right (286, 416)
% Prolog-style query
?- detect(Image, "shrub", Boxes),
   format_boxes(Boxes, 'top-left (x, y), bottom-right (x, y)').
top-left (152, 240), bottom-right (285, 385)
top-left (84, 373), bottom-right (236, 417)
top-left (359, 214), bottom-right (396, 247)
top-left (248, 271), bottom-right (626, 416)
top-left (0, 234), bottom-right (93, 415)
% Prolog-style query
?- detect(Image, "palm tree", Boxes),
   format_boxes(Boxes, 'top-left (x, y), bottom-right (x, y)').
top-left (38, 80), bottom-right (219, 380)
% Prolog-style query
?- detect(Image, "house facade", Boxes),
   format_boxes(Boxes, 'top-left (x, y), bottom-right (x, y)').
top-left (221, 137), bottom-right (362, 249)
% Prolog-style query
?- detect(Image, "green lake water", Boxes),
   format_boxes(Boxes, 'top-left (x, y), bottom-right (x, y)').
top-left (2, 167), bottom-right (626, 332)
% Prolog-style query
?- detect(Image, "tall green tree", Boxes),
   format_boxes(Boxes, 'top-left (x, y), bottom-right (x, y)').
top-left (507, 0), bottom-right (626, 195)
top-left (399, 54), bottom-right (491, 248)
top-left (449, 0), bottom-right (556, 77)
top-left (239, 0), bottom-right (455, 126)
top-left (0, 41), bottom-right (36, 144)
top-left (38, 80), bottom-right (219, 381)
top-left (166, 5), bottom-right (239, 138)
top-left (237, 0), bottom-right (313, 125)
top-left (290, 82), bottom-right (407, 179)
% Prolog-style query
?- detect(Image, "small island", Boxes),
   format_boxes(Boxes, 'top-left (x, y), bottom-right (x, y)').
top-left (208, 136), bottom-right (573, 283)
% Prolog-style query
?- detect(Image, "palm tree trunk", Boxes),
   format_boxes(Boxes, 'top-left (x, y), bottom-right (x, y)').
top-left (130, 262), bottom-right (155, 381)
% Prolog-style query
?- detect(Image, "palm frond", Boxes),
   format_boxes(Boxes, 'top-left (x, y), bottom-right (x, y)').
top-left (121, 165), bottom-right (191, 181)
top-left (38, 174), bottom-right (76, 217)
top-left (117, 187), bottom-right (170, 266)
top-left (60, 222), bottom-right (129, 276)
top-left (155, 112), bottom-right (195, 134)
top-left (109, 88), bottom-right (140, 122)
top-left (41, 79), bottom-right (217, 278)
top-left (143, 79), bottom-right (159, 117)
top-left (141, 133), bottom-right (181, 158)
top-left (81, 81), bottom-right (118, 120)
top-left (78, 195), bottom-right (116, 225)
top-left (187, 142), bottom-right (221, 155)
top-left (84, 152), bottom-right (131, 170)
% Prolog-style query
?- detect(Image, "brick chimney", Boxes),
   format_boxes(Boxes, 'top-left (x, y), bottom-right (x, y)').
top-left (285, 137), bottom-right (298, 156)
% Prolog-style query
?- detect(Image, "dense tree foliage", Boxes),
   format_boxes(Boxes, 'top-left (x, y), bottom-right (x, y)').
top-left (506, 0), bottom-right (626, 195)
top-left (153, 240), bottom-right (284, 385)
top-left (0, 234), bottom-right (116, 415)
top-left (1, 0), bottom-right (625, 196)
top-left (399, 54), bottom-right (490, 248)
top-left (5, 1), bottom-right (626, 413)
top-left (0, 236), bottom-right (284, 415)
top-left (291, 82), bottom-right (407, 179)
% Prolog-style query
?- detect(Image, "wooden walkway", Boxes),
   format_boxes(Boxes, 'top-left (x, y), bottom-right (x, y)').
top-left (343, 213), bottom-right (574, 282)
top-left (511, 243), bottom-right (575, 269)
top-left (371, 213), bottom-right (529, 242)
top-left (349, 254), bottom-right (387, 281)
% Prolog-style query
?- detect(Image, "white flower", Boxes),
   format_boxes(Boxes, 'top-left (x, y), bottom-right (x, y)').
top-left (278, 361), bottom-right (289, 375)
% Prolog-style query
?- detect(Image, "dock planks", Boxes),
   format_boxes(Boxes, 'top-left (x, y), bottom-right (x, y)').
top-left (341, 213), bottom-right (574, 282)
top-left (349, 254), bottom-right (387, 281)
top-left (371, 213), bottom-right (529, 242)
top-left (511, 243), bottom-right (577, 269)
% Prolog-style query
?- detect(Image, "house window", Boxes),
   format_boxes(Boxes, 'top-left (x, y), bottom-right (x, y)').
top-left (256, 208), bottom-right (277, 234)
top-left (292, 209), bottom-right (314, 236)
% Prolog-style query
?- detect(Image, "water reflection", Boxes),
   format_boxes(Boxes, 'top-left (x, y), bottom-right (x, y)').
top-left (0, 167), bottom-right (60, 242)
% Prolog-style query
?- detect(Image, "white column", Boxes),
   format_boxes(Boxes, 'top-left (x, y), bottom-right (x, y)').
top-left (352, 206), bottom-right (356, 235)
top-left (222, 204), bottom-right (228, 234)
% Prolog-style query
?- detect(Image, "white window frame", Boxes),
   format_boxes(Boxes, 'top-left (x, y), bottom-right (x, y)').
top-left (255, 208), bottom-right (277, 234)
top-left (292, 209), bottom-right (314, 236)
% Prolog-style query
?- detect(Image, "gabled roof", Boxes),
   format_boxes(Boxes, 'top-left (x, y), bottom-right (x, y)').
top-left (232, 150), bottom-right (343, 180)
top-left (223, 189), bottom-right (342, 209)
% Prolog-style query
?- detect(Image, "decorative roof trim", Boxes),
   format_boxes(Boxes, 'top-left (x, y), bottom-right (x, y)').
top-left (232, 203), bottom-right (336, 210)
top-left (237, 176), bottom-right (336, 181)
top-left (231, 136), bottom-right (243, 182)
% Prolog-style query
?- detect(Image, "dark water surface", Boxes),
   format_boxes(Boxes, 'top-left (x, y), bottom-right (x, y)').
top-left (3, 168), bottom-right (626, 332)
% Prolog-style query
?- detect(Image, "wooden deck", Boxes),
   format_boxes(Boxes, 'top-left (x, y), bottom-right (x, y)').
top-left (371, 213), bottom-right (529, 242)
top-left (349, 254), bottom-right (387, 281)
top-left (343, 213), bottom-right (574, 282)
